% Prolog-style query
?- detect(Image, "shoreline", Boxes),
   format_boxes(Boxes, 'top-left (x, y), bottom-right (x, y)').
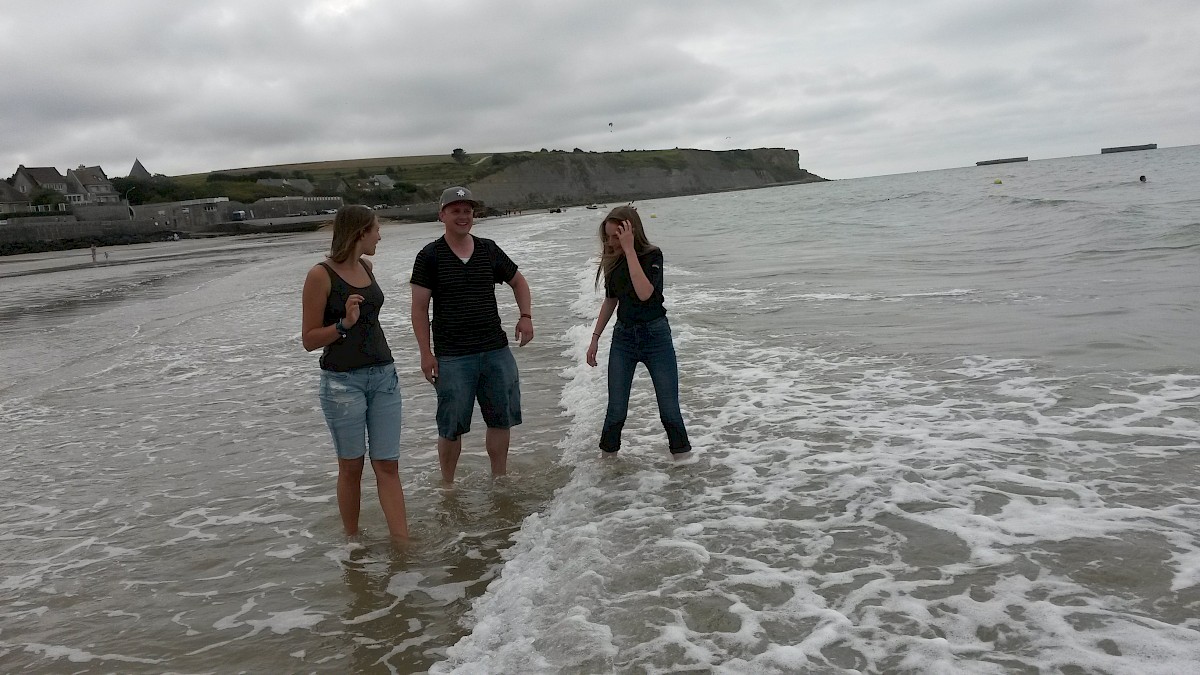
top-left (0, 231), bottom-right (318, 279)
top-left (0, 215), bottom-right (445, 278)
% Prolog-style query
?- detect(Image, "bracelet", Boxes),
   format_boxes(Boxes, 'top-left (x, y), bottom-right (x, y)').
top-left (593, 332), bottom-right (602, 337)
top-left (520, 313), bottom-right (532, 319)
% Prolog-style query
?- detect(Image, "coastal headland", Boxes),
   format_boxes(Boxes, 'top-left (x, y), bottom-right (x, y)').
top-left (2, 148), bottom-right (826, 255)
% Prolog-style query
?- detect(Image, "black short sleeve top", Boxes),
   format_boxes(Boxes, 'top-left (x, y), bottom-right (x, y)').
top-left (605, 248), bottom-right (666, 324)
top-left (410, 235), bottom-right (518, 356)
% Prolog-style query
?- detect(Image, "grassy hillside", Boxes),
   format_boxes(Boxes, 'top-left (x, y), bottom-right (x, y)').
top-left (162, 148), bottom-right (814, 208)
top-left (172, 149), bottom-right (712, 188)
top-left (175, 152), bottom-right (509, 187)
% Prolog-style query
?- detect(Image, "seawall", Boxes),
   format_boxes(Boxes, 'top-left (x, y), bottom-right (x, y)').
top-left (0, 218), bottom-right (170, 255)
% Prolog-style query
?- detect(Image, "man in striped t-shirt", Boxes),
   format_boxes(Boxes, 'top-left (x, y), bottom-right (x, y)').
top-left (411, 186), bottom-right (534, 486)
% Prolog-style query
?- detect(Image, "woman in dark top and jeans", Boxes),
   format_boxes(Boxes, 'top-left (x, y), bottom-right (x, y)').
top-left (301, 205), bottom-right (408, 540)
top-left (586, 205), bottom-right (692, 459)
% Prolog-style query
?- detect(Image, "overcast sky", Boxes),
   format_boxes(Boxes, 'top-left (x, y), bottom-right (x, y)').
top-left (3, 1), bottom-right (1197, 180)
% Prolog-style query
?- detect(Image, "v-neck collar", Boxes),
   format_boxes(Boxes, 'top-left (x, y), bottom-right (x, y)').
top-left (443, 235), bottom-right (475, 264)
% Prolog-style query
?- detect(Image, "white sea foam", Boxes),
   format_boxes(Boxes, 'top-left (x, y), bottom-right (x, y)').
top-left (435, 243), bottom-right (1200, 673)
top-left (244, 607), bottom-right (326, 635)
top-left (17, 643), bottom-right (163, 665)
top-left (265, 544), bottom-right (305, 559)
top-left (4, 157), bottom-right (1199, 672)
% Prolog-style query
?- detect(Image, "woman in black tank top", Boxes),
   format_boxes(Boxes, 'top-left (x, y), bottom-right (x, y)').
top-left (301, 205), bottom-right (408, 541)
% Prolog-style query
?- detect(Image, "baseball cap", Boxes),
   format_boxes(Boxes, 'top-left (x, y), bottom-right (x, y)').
top-left (439, 186), bottom-right (478, 210)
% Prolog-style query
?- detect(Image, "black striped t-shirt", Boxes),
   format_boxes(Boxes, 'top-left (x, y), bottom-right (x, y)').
top-left (410, 235), bottom-right (518, 357)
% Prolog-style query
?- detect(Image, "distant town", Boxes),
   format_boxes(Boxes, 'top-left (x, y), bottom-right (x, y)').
top-left (1, 158), bottom-right (357, 226)
top-left (0, 158), bottom-right (402, 255)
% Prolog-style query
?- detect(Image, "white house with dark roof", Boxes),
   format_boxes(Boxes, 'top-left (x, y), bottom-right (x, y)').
top-left (1, 180), bottom-right (30, 214)
top-left (66, 165), bottom-right (119, 205)
top-left (256, 178), bottom-right (316, 194)
top-left (7, 164), bottom-right (122, 213)
top-left (369, 174), bottom-right (396, 189)
top-left (12, 165), bottom-right (68, 196)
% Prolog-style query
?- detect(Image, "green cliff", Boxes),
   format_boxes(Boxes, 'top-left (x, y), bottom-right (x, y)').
top-left (470, 148), bottom-right (825, 209)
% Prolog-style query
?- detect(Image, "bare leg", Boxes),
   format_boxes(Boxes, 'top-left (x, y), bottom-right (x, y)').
top-left (337, 457), bottom-right (366, 536)
top-left (438, 436), bottom-right (463, 486)
top-left (370, 459), bottom-right (409, 540)
top-left (485, 427), bottom-right (510, 477)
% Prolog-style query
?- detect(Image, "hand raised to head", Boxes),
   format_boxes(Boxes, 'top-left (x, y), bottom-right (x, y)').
top-left (616, 220), bottom-right (636, 253)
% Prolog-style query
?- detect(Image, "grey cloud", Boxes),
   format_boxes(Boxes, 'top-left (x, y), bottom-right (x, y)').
top-left (2, 1), bottom-right (1198, 180)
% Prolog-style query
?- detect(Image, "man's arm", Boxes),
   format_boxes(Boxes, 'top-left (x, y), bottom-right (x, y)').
top-left (411, 284), bottom-right (438, 382)
top-left (508, 271), bottom-right (534, 346)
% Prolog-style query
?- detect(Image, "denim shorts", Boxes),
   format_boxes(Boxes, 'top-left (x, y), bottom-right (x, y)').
top-left (435, 346), bottom-right (521, 440)
top-left (318, 362), bottom-right (402, 461)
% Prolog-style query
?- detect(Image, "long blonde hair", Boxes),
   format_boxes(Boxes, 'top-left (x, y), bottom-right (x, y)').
top-left (328, 205), bottom-right (376, 263)
top-left (595, 205), bottom-right (657, 286)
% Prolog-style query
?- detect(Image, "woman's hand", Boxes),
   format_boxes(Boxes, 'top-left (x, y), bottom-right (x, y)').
top-left (343, 294), bottom-right (364, 328)
top-left (586, 335), bottom-right (600, 367)
top-left (615, 220), bottom-right (636, 255)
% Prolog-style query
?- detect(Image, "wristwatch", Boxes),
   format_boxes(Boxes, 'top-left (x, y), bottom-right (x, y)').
top-left (334, 319), bottom-right (349, 338)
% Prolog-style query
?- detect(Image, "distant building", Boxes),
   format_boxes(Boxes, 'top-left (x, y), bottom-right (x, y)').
top-left (128, 158), bottom-right (153, 180)
top-left (368, 174), bottom-right (396, 189)
top-left (132, 197), bottom-right (236, 230)
top-left (252, 195), bottom-right (343, 218)
top-left (65, 165), bottom-right (120, 205)
top-left (315, 178), bottom-right (347, 194)
top-left (256, 178), bottom-right (316, 194)
top-left (287, 178), bottom-right (315, 194)
top-left (8, 164), bottom-right (118, 209)
top-left (349, 178), bottom-right (380, 192)
top-left (11, 165), bottom-right (68, 196)
top-left (0, 180), bottom-right (30, 214)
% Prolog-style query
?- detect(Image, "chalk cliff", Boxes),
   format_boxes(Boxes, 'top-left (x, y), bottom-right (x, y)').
top-left (468, 148), bottom-right (825, 209)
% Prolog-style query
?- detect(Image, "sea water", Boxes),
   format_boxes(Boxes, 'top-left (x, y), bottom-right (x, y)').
top-left (1, 146), bottom-right (1197, 673)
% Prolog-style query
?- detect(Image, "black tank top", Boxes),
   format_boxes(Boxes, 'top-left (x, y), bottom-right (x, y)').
top-left (319, 260), bottom-right (394, 372)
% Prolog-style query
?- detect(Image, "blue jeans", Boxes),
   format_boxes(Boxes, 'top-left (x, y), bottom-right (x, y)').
top-left (600, 317), bottom-right (691, 453)
top-left (318, 362), bottom-right (402, 460)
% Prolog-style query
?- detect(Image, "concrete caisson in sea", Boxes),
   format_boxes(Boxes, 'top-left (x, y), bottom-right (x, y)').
top-left (976, 157), bottom-right (1028, 166)
top-left (1100, 144), bottom-right (1157, 154)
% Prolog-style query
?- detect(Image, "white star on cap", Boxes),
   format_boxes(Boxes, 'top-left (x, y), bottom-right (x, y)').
top-left (456, 189), bottom-right (466, 197)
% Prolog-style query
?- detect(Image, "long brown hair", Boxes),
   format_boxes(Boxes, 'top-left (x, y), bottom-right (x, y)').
top-left (328, 205), bottom-right (376, 263)
top-left (595, 205), bottom-right (658, 286)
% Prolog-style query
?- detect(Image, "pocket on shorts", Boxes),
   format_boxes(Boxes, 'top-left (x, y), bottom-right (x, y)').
top-left (319, 370), bottom-right (355, 401)
top-left (379, 363), bottom-right (399, 394)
